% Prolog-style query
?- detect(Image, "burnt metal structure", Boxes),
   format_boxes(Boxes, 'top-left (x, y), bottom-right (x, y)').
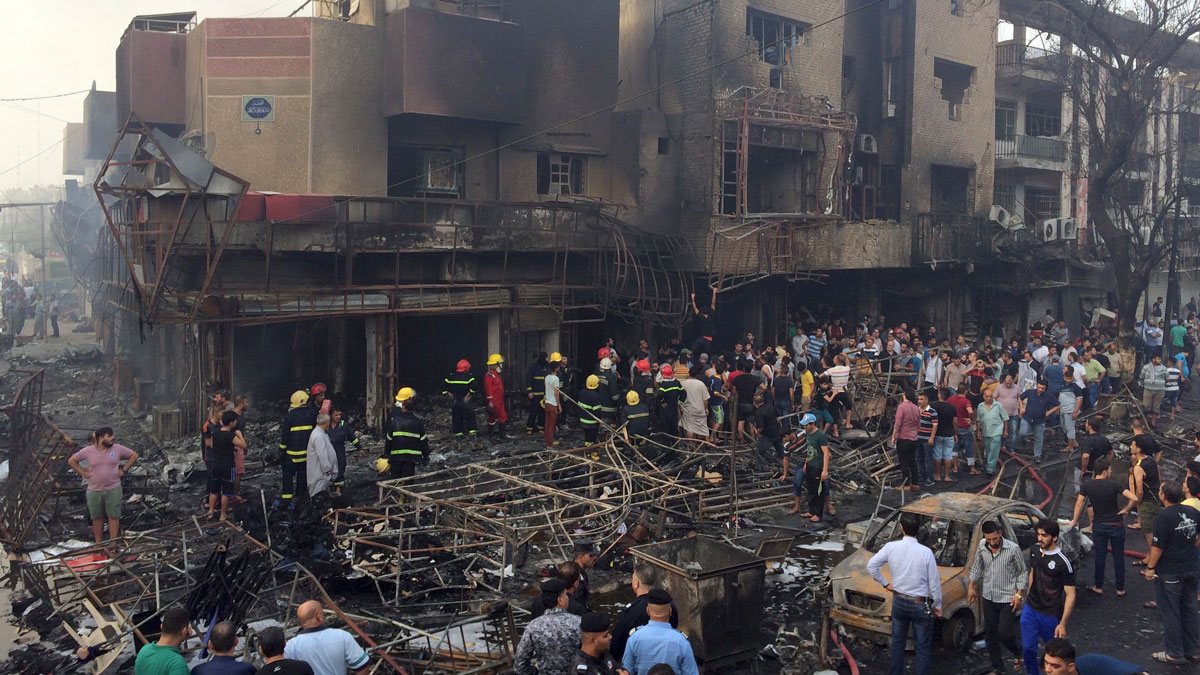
top-left (0, 369), bottom-right (77, 549)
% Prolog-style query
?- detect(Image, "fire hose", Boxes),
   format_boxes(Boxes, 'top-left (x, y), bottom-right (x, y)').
top-left (829, 629), bottom-right (861, 675)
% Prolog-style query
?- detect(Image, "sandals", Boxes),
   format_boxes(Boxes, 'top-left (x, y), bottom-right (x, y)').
top-left (1132, 560), bottom-right (1148, 567)
top-left (1086, 586), bottom-right (1103, 596)
top-left (1151, 651), bottom-right (1186, 663)
top-left (1116, 590), bottom-right (1127, 597)
top-left (1144, 600), bottom-right (1158, 609)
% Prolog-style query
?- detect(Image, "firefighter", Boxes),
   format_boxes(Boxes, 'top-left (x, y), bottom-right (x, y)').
top-left (279, 390), bottom-right (317, 504)
top-left (621, 390), bottom-right (651, 440)
top-left (484, 353), bottom-right (509, 441)
top-left (327, 405), bottom-right (358, 495)
top-left (380, 387), bottom-right (428, 479)
top-left (443, 359), bottom-right (480, 451)
top-left (578, 374), bottom-right (606, 444)
top-left (594, 357), bottom-right (618, 421)
top-left (632, 359), bottom-right (656, 423)
top-left (310, 382), bottom-right (327, 413)
top-left (657, 365), bottom-right (685, 436)
top-left (525, 352), bottom-right (549, 434)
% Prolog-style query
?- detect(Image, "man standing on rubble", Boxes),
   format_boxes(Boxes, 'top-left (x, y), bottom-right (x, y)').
top-left (610, 565), bottom-right (679, 661)
top-left (192, 621), bottom-right (255, 675)
top-left (68, 426), bottom-right (139, 544)
top-left (133, 607), bottom-right (191, 675)
top-left (544, 359), bottom-right (563, 448)
top-left (578, 375), bottom-right (605, 443)
top-left (444, 359), bottom-right (481, 450)
top-left (284, 600), bottom-right (370, 675)
top-left (279, 390), bottom-right (315, 505)
top-left (526, 353), bottom-right (549, 435)
top-left (657, 365), bottom-right (685, 436)
top-left (326, 406), bottom-right (357, 495)
top-left (382, 387), bottom-right (428, 479)
top-left (573, 539), bottom-right (600, 605)
top-left (484, 353), bottom-right (509, 441)
top-left (515, 578), bottom-right (583, 675)
top-left (622, 589), bottom-right (699, 675)
top-left (306, 413), bottom-right (337, 499)
top-left (867, 511), bottom-right (941, 675)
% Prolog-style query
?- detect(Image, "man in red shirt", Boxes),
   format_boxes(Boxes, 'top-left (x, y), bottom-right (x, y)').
top-left (947, 385), bottom-right (978, 475)
top-left (891, 390), bottom-right (921, 490)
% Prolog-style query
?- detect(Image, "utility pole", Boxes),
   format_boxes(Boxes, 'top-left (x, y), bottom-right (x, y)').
top-left (39, 204), bottom-right (46, 342)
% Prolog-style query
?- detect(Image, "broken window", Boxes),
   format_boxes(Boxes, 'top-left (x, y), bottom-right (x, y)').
top-left (658, 137), bottom-right (670, 155)
top-left (993, 179), bottom-right (1015, 212)
top-left (1024, 185), bottom-right (1061, 225)
top-left (387, 146), bottom-right (464, 198)
top-left (720, 120), bottom-right (819, 215)
top-left (884, 58), bottom-right (901, 118)
top-left (950, 0), bottom-right (962, 16)
top-left (746, 10), bottom-right (809, 67)
top-left (537, 153), bottom-right (586, 196)
top-left (1181, 112), bottom-right (1200, 143)
top-left (1025, 100), bottom-right (1061, 137)
top-left (930, 164), bottom-right (972, 214)
top-left (934, 58), bottom-right (974, 121)
top-left (995, 100), bottom-right (1017, 142)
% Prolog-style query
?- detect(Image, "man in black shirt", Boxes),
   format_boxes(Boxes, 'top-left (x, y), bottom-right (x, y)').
top-left (610, 565), bottom-right (679, 661)
top-left (1143, 481), bottom-right (1200, 663)
top-left (751, 394), bottom-right (784, 459)
top-left (1070, 458), bottom-right (1137, 595)
top-left (732, 371), bottom-right (762, 442)
top-left (1078, 417), bottom-right (1112, 475)
top-left (931, 389), bottom-right (959, 483)
top-left (689, 288), bottom-right (717, 358)
top-left (570, 612), bottom-right (627, 675)
top-left (253, 626), bottom-right (313, 675)
top-left (1019, 519), bottom-right (1076, 675)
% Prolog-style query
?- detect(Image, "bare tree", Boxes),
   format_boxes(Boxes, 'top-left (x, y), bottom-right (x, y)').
top-left (1025, 0), bottom-right (1200, 341)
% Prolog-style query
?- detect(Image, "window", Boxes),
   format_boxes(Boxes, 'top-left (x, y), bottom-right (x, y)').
top-left (387, 146), bottom-right (464, 198)
top-left (934, 58), bottom-right (974, 121)
top-left (1181, 112), bottom-right (1200, 143)
top-left (863, 512), bottom-right (975, 568)
top-left (1024, 185), bottom-right (1061, 224)
top-left (1003, 511), bottom-right (1039, 551)
top-left (884, 58), bottom-right (901, 118)
top-left (950, 0), bottom-right (962, 16)
top-left (931, 164), bottom-right (972, 214)
top-left (994, 180), bottom-right (1016, 212)
top-left (995, 100), bottom-right (1017, 142)
top-left (657, 137), bottom-right (670, 155)
top-left (842, 55), bottom-right (857, 97)
top-left (537, 153), bottom-right (585, 196)
top-left (1025, 101), bottom-right (1061, 137)
top-left (746, 10), bottom-right (809, 67)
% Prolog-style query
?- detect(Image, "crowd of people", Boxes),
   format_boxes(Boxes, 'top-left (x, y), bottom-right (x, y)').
top-left (1, 275), bottom-right (60, 339)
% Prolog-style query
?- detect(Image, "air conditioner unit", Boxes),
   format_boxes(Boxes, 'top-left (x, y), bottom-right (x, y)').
top-left (1058, 217), bottom-right (1078, 241)
top-left (858, 134), bottom-right (878, 154)
top-left (988, 205), bottom-right (1010, 227)
top-left (1040, 218), bottom-right (1060, 242)
top-left (1008, 214), bottom-right (1026, 230)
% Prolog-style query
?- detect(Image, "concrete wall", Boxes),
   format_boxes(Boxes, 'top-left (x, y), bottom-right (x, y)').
top-left (184, 17), bottom-right (387, 194)
top-left (116, 29), bottom-right (187, 130)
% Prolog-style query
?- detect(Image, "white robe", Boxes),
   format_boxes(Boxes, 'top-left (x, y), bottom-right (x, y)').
top-left (306, 426), bottom-right (337, 496)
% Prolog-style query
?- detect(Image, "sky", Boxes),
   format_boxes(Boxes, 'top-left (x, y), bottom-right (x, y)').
top-left (0, 0), bottom-right (300, 193)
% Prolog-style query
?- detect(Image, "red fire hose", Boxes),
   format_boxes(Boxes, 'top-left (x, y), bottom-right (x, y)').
top-left (830, 629), bottom-right (861, 675)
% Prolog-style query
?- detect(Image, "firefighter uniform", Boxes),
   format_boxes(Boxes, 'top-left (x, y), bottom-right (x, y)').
top-left (632, 361), bottom-right (657, 428)
top-left (443, 360), bottom-right (479, 445)
top-left (279, 391), bottom-right (317, 502)
top-left (621, 391), bottom-right (651, 438)
top-left (484, 354), bottom-right (508, 439)
top-left (578, 375), bottom-right (605, 444)
top-left (384, 390), bottom-right (428, 479)
top-left (525, 355), bottom-right (549, 433)
top-left (593, 359), bottom-right (617, 420)
top-left (657, 367), bottom-right (685, 436)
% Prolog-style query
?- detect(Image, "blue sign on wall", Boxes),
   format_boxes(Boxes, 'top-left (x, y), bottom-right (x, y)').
top-left (241, 95), bottom-right (275, 122)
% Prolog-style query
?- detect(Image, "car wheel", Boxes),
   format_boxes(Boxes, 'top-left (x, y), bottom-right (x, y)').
top-left (942, 609), bottom-right (974, 651)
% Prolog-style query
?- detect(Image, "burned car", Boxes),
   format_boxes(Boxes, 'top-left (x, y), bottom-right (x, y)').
top-left (828, 493), bottom-right (1084, 650)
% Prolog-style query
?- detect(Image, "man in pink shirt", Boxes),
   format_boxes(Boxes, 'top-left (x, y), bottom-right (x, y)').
top-left (892, 390), bottom-right (921, 491)
top-left (67, 427), bottom-right (139, 543)
top-left (995, 374), bottom-right (1022, 451)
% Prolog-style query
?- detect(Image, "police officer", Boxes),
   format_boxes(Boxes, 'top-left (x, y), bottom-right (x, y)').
top-left (621, 391), bottom-right (650, 440)
top-left (327, 405), bottom-right (358, 494)
top-left (443, 359), bottom-right (480, 451)
top-left (657, 365), bottom-right (685, 436)
top-left (578, 375), bottom-right (606, 444)
top-left (570, 612), bottom-right (628, 675)
top-left (381, 387), bottom-right (429, 479)
top-left (279, 390), bottom-right (316, 504)
top-left (526, 352), bottom-right (549, 435)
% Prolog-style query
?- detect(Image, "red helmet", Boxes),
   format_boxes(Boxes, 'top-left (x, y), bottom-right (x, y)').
top-left (310, 382), bottom-right (327, 396)
top-left (598, 347), bottom-right (611, 359)
top-left (456, 359), bottom-right (471, 372)
top-left (661, 365), bottom-right (675, 378)
top-left (636, 359), bottom-right (651, 373)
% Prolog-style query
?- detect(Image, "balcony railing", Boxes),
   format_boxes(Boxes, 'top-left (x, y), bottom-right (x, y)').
top-left (996, 43), bottom-right (1060, 69)
top-left (912, 213), bottom-right (987, 265)
top-left (995, 135), bottom-right (1067, 162)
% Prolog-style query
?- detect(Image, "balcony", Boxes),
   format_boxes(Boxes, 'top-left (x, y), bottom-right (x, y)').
top-left (995, 135), bottom-right (1067, 171)
top-left (912, 214), bottom-right (988, 266)
top-left (996, 42), bottom-right (1065, 89)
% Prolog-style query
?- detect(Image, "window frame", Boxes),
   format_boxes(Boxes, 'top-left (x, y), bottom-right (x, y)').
top-left (537, 153), bottom-right (587, 196)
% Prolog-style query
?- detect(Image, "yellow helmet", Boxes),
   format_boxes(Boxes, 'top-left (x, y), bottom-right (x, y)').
top-left (586, 374), bottom-right (600, 390)
top-left (290, 390), bottom-right (309, 407)
top-left (395, 387), bottom-right (415, 402)
top-left (487, 353), bottom-right (504, 366)
top-left (626, 390), bottom-right (640, 406)
top-left (550, 351), bottom-right (563, 362)
top-left (376, 458), bottom-right (390, 473)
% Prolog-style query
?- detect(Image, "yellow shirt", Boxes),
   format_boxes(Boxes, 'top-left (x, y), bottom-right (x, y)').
top-left (800, 370), bottom-right (815, 397)
top-left (1183, 497), bottom-right (1200, 510)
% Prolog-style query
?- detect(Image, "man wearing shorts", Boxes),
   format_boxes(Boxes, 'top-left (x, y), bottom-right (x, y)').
top-left (67, 427), bottom-right (139, 543)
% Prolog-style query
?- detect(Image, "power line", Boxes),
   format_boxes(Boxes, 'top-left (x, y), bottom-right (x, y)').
top-left (261, 0), bottom-right (887, 225)
top-left (1, 100), bottom-right (73, 125)
top-left (0, 130), bottom-right (74, 181)
top-left (0, 89), bottom-right (89, 102)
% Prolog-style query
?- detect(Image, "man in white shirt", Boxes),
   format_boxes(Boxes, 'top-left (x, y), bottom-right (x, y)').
top-left (285, 601), bottom-right (369, 675)
top-left (867, 512), bottom-right (942, 675)
top-left (305, 414), bottom-right (336, 498)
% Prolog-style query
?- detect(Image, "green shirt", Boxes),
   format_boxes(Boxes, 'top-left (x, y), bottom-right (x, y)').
top-left (1171, 324), bottom-right (1187, 348)
top-left (976, 400), bottom-right (1009, 438)
top-left (134, 643), bottom-right (188, 675)
top-left (1084, 359), bottom-right (1107, 383)
top-left (805, 429), bottom-right (829, 472)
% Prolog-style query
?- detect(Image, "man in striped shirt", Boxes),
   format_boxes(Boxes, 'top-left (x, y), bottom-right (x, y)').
top-left (1164, 355), bottom-right (1183, 422)
top-left (967, 520), bottom-right (1026, 674)
top-left (806, 328), bottom-right (827, 363)
top-left (916, 390), bottom-right (938, 487)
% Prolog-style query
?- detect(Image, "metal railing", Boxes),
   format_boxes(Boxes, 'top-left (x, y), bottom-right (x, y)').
top-left (996, 43), bottom-right (1060, 69)
top-left (995, 135), bottom-right (1067, 162)
top-left (912, 213), bottom-right (987, 265)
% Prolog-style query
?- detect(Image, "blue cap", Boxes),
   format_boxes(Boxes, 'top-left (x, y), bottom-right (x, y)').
top-left (800, 413), bottom-right (817, 426)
